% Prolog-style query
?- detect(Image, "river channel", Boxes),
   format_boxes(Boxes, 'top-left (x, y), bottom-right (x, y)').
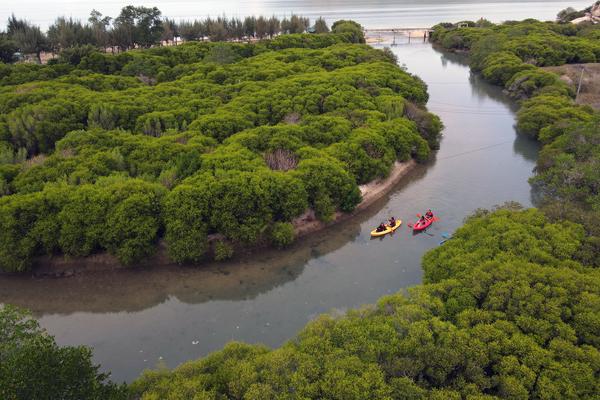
top-left (0, 40), bottom-right (541, 382)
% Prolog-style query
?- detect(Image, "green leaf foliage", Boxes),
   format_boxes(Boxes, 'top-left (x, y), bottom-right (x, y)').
top-left (270, 221), bottom-right (295, 248)
top-left (0, 30), bottom-right (440, 270)
top-left (213, 240), bottom-right (234, 261)
top-left (422, 207), bottom-right (585, 283)
top-left (0, 305), bottom-right (126, 400)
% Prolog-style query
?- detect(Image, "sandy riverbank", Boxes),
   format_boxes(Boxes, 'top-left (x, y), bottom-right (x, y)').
top-left (23, 160), bottom-right (416, 277)
top-left (293, 160), bottom-right (415, 237)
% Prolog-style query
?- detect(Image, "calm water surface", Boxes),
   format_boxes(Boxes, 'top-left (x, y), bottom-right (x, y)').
top-left (2, 0), bottom-right (593, 29)
top-left (0, 39), bottom-right (541, 382)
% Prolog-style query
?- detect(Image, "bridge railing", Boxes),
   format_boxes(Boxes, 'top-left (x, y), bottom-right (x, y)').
top-left (364, 28), bottom-right (434, 43)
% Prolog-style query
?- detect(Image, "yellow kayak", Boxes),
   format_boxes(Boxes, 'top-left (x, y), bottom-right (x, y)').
top-left (370, 220), bottom-right (402, 237)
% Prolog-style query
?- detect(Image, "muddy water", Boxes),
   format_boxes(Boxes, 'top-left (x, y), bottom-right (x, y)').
top-left (0, 42), bottom-right (540, 382)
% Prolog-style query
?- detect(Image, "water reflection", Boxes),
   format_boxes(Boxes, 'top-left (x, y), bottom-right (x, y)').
top-left (438, 48), bottom-right (469, 67)
top-left (513, 134), bottom-right (539, 163)
top-left (0, 222), bottom-right (344, 315)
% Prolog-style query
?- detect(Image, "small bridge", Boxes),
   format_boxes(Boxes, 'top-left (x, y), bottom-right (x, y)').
top-left (364, 27), bottom-right (434, 44)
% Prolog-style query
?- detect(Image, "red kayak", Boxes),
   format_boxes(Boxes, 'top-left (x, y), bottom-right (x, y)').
top-left (413, 216), bottom-right (433, 231)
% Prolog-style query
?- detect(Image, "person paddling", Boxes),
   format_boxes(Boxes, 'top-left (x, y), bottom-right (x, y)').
top-left (425, 209), bottom-right (434, 219)
top-left (388, 216), bottom-right (397, 227)
top-left (376, 222), bottom-right (387, 232)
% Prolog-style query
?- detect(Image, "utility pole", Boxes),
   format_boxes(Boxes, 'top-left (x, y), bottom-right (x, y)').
top-left (576, 66), bottom-right (585, 102)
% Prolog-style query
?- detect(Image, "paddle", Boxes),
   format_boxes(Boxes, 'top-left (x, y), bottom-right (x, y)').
top-left (408, 213), bottom-right (421, 228)
top-left (410, 213), bottom-right (426, 227)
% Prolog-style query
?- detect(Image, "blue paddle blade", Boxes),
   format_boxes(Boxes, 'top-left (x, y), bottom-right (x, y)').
top-left (441, 233), bottom-right (450, 239)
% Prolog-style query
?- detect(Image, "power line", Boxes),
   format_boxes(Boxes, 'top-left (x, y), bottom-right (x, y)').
top-left (431, 107), bottom-right (512, 115)
top-left (432, 108), bottom-right (513, 116)
top-left (422, 80), bottom-right (470, 84)
top-left (576, 67), bottom-right (585, 101)
top-left (438, 140), bottom-right (514, 161)
top-left (427, 100), bottom-right (510, 110)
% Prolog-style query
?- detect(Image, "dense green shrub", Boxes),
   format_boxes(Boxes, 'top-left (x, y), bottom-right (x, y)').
top-left (505, 69), bottom-right (571, 99)
top-left (422, 207), bottom-right (585, 283)
top-left (189, 112), bottom-right (255, 142)
top-left (532, 116), bottom-right (600, 211)
top-left (0, 29), bottom-right (440, 270)
top-left (0, 177), bottom-right (166, 270)
top-left (0, 305), bottom-right (126, 400)
top-left (403, 102), bottom-right (443, 149)
top-left (214, 240), bottom-right (234, 261)
top-left (58, 44), bottom-right (99, 66)
top-left (0, 185), bottom-right (68, 272)
top-left (331, 20), bottom-right (365, 44)
top-left (101, 180), bottom-right (166, 264)
top-left (266, 32), bottom-right (353, 49)
top-left (163, 183), bottom-right (211, 263)
top-left (516, 95), bottom-right (592, 138)
top-left (432, 19), bottom-right (600, 67)
top-left (134, 109), bottom-right (192, 136)
top-left (327, 128), bottom-right (395, 184)
top-left (431, 26), bottom-right (490, 51)
top-left (270, 222), bottom-right (295, 248)
top-left (6, 100), bottom-right (87, 154)
top-left (293, 156), bottom-right (361, 220)
top-left (372, 119), bottom-right (428, 161)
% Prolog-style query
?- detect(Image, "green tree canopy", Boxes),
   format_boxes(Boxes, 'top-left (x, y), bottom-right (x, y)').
top-left (0, 29), bottom-right (439, 270)
top-left (0, 305), bottom-right (126, 400)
